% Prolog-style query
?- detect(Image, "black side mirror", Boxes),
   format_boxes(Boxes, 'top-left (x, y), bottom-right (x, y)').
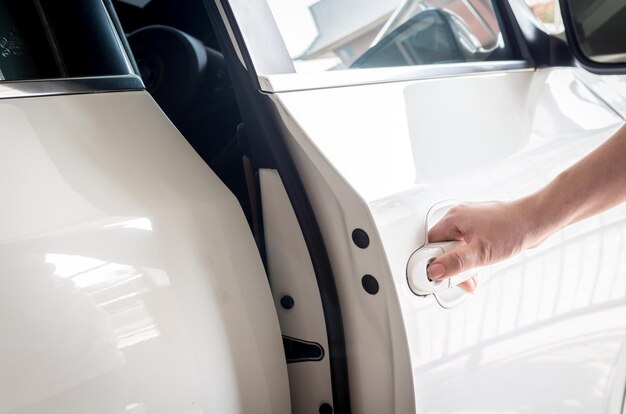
top-left (560, 0), bottom-right (626, 74)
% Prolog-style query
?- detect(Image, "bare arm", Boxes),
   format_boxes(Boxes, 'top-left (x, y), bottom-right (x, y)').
top-left (532, 124), bottom-right (626, 233)
top-left (428, 124), bottom-right (626, 293)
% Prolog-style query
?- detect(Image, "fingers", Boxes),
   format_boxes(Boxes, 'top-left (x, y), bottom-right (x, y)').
top-left (458, 276), bottom-right (478, 294)
top-left (427, 242), bottom-right (487, 280)
top-left (428, 215), bottom-right (463, 243)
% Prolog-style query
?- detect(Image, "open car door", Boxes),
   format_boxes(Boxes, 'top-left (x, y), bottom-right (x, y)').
top-left (0, 1), bottom-right (289, 413)
top-left (212, 0), bottom-right (626, 412)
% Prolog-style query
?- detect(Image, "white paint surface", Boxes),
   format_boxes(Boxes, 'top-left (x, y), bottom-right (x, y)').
top-left (0, 91), bottom-right (290, 414)
top-left (271, 67), bottom-right (626, 413)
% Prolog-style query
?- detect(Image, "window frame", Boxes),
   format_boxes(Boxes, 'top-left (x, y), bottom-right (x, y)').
top-left (258, 60), bottom-right (531, 92)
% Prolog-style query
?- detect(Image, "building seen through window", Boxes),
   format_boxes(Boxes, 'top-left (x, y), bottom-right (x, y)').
top-left (267, 0), bottom-right (524, 72)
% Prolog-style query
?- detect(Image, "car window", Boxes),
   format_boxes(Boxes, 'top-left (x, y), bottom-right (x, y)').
top-left (266, 0), bottom-right (515, 72)
top-left (0, 1), bottom-right (60, 80)
top-left (524, 0), bottom-right (563, 34)
top-left (0, 0), bottom-right (131, 81)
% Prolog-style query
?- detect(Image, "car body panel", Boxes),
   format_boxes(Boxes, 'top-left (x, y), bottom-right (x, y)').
top-left (267, 67), bottom-right (626, 412)
top-left (272, 68), bottom-right (620, 203)
top-left (0, 91), bottom-right (290, 414)
top-left (574, 69), bottom-right (626, 120)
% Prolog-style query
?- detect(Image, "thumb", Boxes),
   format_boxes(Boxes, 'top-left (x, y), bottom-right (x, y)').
top-left (427, 243), bottom-right (485, 280)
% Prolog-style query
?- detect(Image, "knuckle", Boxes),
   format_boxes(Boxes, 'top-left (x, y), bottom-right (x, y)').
top-left (474, 240), bottom-right (492, 265)
top-left (440, 216), bottom-right (455, 230)
top-left (447, 205), bottom-right (469, 224)
top-left (448, 205), bottom-right (463, 217)
top-left (447, 251), bottom-right (466, 271)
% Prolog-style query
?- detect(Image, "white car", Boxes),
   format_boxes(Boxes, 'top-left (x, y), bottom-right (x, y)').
top-left (1, 0), bottom-right (625, 413)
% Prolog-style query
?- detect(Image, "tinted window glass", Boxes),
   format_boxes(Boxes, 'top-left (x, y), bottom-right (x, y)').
top-left (569, 0), bottom-right (626, 64)
top-left (0, 0), bottom-right (131, 81)
top-left (267, 0), bottom-right (514, 72)
top-left (0, 1), bottom-right (60, 80)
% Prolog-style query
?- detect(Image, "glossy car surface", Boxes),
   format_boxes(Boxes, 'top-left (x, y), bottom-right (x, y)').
top-left (1, 0), bottom-right (626, 413)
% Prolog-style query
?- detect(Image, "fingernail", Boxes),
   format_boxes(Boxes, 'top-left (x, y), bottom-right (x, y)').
top-left (466, 278), bottom-right (478, 295)
top-left (427, 263), bottom-right (445, 280)
top-left (468, 278), bottom-right (477, 294)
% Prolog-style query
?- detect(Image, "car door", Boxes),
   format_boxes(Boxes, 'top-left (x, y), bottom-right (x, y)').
top-left (212, 0), bottom-right (626, 412)
top-left (0, 2), bottom-right (289, 413)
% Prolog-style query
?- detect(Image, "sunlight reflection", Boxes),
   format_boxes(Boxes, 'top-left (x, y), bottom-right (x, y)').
top-left (125, 402), bottom-right (146, 413)
top-left (545, 71), bottom-right (618, 130)
top-left (104, 217), bottom-right (154, 231)
top-left (411, 215), bottom-right (626, 406)
top-left (45, 253), bottom-right (106, 279)
top-left (44, 253), bottom-right (167, 350)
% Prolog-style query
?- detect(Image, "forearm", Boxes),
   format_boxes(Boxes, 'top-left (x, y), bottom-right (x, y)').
top-left (427, 124), bottom-right (626, 287)
top-left (525, 124), bottom-right (626, 244)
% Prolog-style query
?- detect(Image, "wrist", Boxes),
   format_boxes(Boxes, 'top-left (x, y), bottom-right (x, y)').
top-left (512, 193), bottom-right (553, 248)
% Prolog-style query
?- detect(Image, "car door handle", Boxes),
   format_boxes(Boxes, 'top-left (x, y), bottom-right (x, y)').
top-left (407, 240), bottom-right (478, 296)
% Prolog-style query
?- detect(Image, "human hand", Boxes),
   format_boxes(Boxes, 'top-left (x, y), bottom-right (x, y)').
top-left (427, 200), bottom-right (539, 294)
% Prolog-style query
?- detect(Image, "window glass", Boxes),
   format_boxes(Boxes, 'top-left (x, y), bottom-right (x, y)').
top-left (524, 0), bottom-right (564, 34)
top-left (266, 0), bottom-right (514, 72)
top-left (0, 1), bottom-right (60, 80)
top-left (0, 0), bottom-right (131, 82)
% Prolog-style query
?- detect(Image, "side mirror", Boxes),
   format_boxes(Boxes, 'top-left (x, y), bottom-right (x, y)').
top-left (559, 0), bottom-right (626, 74)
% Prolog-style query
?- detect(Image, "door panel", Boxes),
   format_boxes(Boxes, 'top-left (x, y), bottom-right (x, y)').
top-left (0, 91), bottom-right (289, 414)
top-left (575, 69), bottom-right (626, 119)
top-left (268, 67), bottom-right (626, 412)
